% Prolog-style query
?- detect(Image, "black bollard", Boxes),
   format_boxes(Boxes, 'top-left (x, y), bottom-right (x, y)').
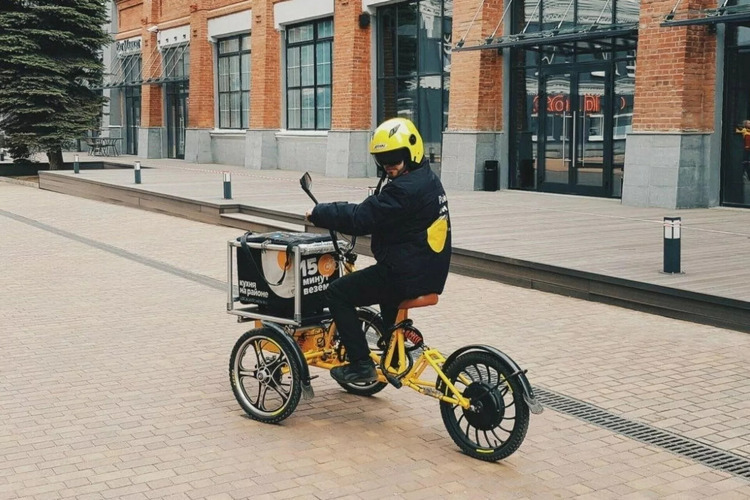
top-left (223, 171), bottom-right (232, 199)
top-left (663, 216), bottom-right (681, 273)
top-left (134, 160), bottom-right (142, 184)
top-left (73, 154), bottom-right (80, 174)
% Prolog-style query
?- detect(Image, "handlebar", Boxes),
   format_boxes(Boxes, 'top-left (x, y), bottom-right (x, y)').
top-left (300, 172), bottom-right (357, 263)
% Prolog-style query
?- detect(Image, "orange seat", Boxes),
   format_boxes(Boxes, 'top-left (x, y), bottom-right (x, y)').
top-left (398, 293), bottom-right (439, 310)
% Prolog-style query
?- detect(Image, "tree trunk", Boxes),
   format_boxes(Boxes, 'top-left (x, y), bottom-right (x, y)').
top-left (47, 148), bottom-right (64, 170)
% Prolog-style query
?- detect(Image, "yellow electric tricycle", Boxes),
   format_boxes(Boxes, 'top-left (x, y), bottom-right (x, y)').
top-left (227, 173), bottom-right (542, 462)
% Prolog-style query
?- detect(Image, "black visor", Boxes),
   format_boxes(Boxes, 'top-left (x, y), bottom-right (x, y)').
top-left (373, 149), bottom-right (406, 167)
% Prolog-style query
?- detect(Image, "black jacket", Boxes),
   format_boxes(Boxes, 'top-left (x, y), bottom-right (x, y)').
top-left (309, 160), bottom-right (451, 298)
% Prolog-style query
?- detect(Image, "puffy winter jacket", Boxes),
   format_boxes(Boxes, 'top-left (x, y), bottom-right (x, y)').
top-left (309, 159), bottom-right (451, 298)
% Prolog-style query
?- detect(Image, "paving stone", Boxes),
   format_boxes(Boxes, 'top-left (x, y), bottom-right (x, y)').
top-left (1, 183), bottom-right (749, 499)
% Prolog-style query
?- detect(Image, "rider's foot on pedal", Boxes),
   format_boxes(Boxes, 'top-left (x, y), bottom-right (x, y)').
top-left (331, 359), bottom-right (377, 384)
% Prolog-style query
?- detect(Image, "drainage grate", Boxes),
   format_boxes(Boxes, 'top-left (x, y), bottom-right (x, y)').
top-left (535, 387), bottom-right (750, 481)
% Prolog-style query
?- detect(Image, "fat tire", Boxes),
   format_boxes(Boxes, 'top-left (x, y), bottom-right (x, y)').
top-left (336, 308), bottom-right (389, 396)
top-left (229, 327), bottom-right (303, 424)
top-left (439, 351), bottom-right (530, 461)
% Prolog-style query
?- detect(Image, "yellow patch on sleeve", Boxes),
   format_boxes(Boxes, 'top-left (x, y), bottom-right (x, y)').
top-left (427, 217), bottom-right (448, 253)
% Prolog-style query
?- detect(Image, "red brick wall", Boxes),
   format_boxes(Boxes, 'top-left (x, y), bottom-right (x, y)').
top-left (249, 0), bottom-right (282, 129)
top-left (188, 6), bottom-right (214, 128)
top-left (448, 0), bottom-right (504, 131)
top-left (331, 0), bottom-right (371, 130)
top-left (633, 0), bottom-right (716, 132)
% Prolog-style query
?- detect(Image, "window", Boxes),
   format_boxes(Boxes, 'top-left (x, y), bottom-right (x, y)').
top-left (377, 1), bottom-right (452, 162)
top-left (286, 19), bottom-right (333, 130)
top-left (217, 35), bottom-right (251, 129)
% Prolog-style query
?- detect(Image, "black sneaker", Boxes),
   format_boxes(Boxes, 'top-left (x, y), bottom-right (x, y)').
top-left (330, 359), bottom-right (377, 384)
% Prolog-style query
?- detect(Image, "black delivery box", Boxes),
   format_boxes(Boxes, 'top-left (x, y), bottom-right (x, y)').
top-left (236, 231), bottom-right (340, 318)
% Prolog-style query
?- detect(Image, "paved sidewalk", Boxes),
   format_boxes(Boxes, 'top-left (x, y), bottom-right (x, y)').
top-left (1, 182), bottom-right (750, 499)
top-left (51, 153), bottom-right (750, 305)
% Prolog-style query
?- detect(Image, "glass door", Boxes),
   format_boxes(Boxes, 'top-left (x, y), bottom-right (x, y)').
top-left (124, 85), bottom-right (140, 155)
top-left (166, 82), bottom-right (188, 159)
top-left (538, 64), bottom-right (612, 196)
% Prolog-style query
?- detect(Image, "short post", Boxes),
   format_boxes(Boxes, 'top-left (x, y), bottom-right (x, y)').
top-left (73, 154), bottom-right (80, 174)
top-left (223, 171), bottom-right (232, 199)
top-left (663, 216), bottom-right (681, 273)
top-left (134, 160), bottom-right (142, 184)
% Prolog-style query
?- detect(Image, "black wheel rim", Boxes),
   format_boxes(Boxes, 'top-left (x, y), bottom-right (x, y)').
top-left (449, 362), bottom-right (517, 450)
top-left (235, 335), bottom-right (294, 417)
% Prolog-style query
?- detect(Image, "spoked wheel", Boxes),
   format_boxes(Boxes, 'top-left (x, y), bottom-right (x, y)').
top-left (336, 308), bottom-right (389, 396)
top-left (439, 352), bottom-right (530, 461)
top-left (229, 327), bottom-right (302, 423)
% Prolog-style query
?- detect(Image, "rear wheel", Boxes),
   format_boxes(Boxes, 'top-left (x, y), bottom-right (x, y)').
top-left (336, 308), bottom-right (389, 396)
top-left (439, 351), bottom-right (530, 461)
top-left (229, 327), bottom-right (302, 423)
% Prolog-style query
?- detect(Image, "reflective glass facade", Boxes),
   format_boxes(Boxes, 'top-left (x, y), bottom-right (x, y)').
top-left (377, 0), bottom-right (452, 166)
top-left (509, 0), bottom-right (637, 197)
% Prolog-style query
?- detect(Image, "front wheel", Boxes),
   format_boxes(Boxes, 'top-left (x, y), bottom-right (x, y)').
top-left (229, 327), bottom-right (302, 423)
top-left (439, 351), bottom-right (530, 461)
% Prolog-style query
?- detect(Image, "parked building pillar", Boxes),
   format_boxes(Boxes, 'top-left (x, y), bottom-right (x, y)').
top-left (325, 0), bottom-right (373, 178)
top-left (441, 0), bottom-right (505, 190)
top-left (185, 5), bottom-right (214, 164)
top-left (622, 0), bottom-right (718, 208)
top-left (246, 0), bottom-right (281, 170)
top-left (138, 0), bottom-right (165, 159)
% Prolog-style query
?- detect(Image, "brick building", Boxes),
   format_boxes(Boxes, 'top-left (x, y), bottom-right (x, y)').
top-left (103, 0), bottom-right (750, 209)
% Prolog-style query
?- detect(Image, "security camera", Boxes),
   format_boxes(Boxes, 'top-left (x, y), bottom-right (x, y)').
top-left (146, 26), bottom-right (159, 33)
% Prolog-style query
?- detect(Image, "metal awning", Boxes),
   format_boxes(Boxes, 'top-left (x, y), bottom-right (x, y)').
top-left (454, 0), bottom-right (638, 53)
top-left (100, 42), bottom-right (189, 89)
top-left (454, 23), bottom-right (638, 52)
top-left (661, 0), bottom-right (750, 27)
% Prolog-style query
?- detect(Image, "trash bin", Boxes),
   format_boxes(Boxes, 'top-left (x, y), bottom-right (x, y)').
top-left (484, 160), bottom-right (499, 191)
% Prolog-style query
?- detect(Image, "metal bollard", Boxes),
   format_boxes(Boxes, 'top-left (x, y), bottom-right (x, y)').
top-left (134, 160), bottom-right (141, 184)
top-left (663, 216), bottom-right (681, 273)
top-left (73, 154), bottom-right (80, 174)
top-left (223, 172), bottom-right (232, 199)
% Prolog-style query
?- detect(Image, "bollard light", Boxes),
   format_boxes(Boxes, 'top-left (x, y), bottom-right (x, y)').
top-left (73, 154), bottom-right (80, 174)
top-left (223, 171), bottom-right (232, 199)
top-left (663, 216), bottom-right (681, 274)
top-left (134, 160), bottom-right (142, 184)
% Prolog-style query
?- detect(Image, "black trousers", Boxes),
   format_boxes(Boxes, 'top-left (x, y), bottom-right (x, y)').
top-left (325, 264), bottom-right (404, 362)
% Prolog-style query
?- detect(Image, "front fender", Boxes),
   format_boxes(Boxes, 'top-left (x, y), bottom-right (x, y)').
top-left (443, 344), bottom-right (543, 415)
top-left (261, 321), bottom-right (315, 400)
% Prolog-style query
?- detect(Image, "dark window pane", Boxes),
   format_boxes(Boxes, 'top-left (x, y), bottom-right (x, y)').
top-left (397, 2), bottom-right (418, 76)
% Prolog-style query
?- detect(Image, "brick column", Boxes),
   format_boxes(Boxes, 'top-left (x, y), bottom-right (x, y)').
top-left (325, 0), bottom-right (373, 177)
top-left (185, 6), bottom-right (214, 163)
top-left (139, 27), bottom-right (165, 158)
top-left (622, 0), bottom-right (718, 208)
top-left (442, 0), bottom-right (505, 190)
top-left (246, 0), bottom-right (281, 169)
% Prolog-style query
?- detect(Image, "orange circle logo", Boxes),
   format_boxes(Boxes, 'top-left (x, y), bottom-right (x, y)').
top-left (276, 251), bottom-right (292, 270)
top-left (318, 254), bottom-right (337, 278)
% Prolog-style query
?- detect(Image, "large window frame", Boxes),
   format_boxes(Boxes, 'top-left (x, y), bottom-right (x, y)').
top-left (217, 34), bottom-right (251, 130)
top-left (285, 19), bottom-right (333, 130)
top-left (376, 0), bottom-right (452, 163)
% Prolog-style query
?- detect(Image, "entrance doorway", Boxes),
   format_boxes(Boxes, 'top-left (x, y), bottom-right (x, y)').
top-left (537, 64), bottom-right (613, 196)
top-left (166, 82), bottom-right (188, 159)
top-left (124, 86), bottom-right (140, 155)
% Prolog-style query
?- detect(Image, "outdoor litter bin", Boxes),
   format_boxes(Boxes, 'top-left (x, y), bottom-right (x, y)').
top-left (484, 160), bottom-right (499, 191)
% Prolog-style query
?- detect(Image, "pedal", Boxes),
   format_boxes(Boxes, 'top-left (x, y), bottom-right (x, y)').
top-left (385, 373), bottom-right (402, 389)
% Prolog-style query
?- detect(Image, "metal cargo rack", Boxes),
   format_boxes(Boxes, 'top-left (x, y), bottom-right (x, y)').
top-left (226, 237), bottom-right (344, 326)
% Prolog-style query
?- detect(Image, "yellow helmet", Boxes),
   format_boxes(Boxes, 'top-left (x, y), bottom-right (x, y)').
top-left (368, 117), bottom-right (424, 167)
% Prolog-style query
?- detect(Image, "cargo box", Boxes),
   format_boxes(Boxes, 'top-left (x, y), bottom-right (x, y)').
top-left (227, 231), bottom-right (342, 325)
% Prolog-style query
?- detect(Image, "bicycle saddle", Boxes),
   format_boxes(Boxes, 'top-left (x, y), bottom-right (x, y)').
top-left (398, 293), bottom-right (439, 310)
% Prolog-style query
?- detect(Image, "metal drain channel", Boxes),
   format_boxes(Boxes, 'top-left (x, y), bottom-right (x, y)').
top-left (535, 388), bottom-right (750, 480)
